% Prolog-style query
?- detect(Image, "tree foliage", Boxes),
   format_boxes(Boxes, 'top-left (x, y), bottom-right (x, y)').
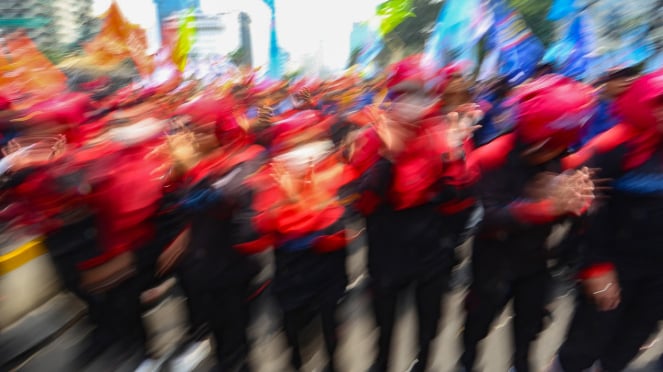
top-left (374, 0), bottom-right (557, 64)
top-left (509, 0), bottom-right (555, 46)
top-left (383, 0), bottom-right (444, 55)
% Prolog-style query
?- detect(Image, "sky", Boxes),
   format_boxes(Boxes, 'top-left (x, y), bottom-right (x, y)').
top-left (92, 0), bottom-right (383, 73)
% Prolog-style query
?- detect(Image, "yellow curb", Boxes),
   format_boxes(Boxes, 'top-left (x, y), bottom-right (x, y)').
top-left (0, 238), bottom-right (47, 275)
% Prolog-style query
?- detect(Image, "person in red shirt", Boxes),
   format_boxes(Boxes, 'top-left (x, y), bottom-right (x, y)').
top-left (347, 56), bottom-right (478, 372)
top-left (460, 75), bottom-right (597, 372)
top-left (550, 69), bottom-right (663, 372)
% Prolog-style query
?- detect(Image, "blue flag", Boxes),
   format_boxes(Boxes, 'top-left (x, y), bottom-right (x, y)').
top-left (543, 14), bottom-right (592, 80)
top-left (352, 22), bottom-right (384, 69)
top-left (263, 0), bottom-right (283, 79)
top-left (423, 0), bottom-right (490, 69)
top-left (492, 0), bottom-right (544, 84)
top-left (547, 0), bottom-right (578, 21)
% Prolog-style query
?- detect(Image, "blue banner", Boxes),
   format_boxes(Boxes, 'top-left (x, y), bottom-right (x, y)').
top-left (423, 0), bottom-right (490, 69)
top-left (352, 22), bottom-right (384, 69)
top-left (543, 14), bottom-right (592, 80)
top-left (263, 0), bottom-right (283, 79)
top-left (492, 0), bottom-right (544, 84)
top-left (547, 0), bottom-right (578, 21)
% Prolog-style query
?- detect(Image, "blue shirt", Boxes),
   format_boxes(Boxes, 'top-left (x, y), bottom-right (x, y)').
top-left (577, 99), bottom-right (620, 148)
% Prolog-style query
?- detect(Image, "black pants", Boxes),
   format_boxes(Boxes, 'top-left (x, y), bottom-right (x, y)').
top-left (461, 244), bottom-right (550, 372)
top-left (283, 298), bottom-right (340, 371)
top-left (177, 263), bottom-right (251, 369)
top-left (208, 285), bottom-right (251, 371)
top-left (371, 271), bottom-right (450, 371)
top-left (558, 264), bottom-right (663, 372)
top-left (87, 272), bottom-right (148, 350)
top-left (176, 263), bottom-right (211, 340)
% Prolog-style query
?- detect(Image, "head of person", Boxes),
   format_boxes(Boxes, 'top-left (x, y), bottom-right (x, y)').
top-left (599, 66), bottom-right (639, 99)
top-left (615, 68), bottom-right (663, 134)
top-left (434, 63), bottom-right (473, 112)
top-left (508, 74), bottom-right (597, 164)
top-left (385, 56), bottom-right (438, 123)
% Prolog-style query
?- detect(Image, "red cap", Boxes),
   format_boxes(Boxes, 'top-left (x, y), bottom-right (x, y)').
top-left (615, 69), bottom-right (663, 132)
top-left (386, 54), bottom-right (427, 92)
top-left (508, 74), bottom-right (596, 149)
top-left (433, 61), bottom-right (472, 95)
top-left (270, 110), bottom-right (328, 153)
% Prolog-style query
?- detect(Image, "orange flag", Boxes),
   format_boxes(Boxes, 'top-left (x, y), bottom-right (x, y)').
top-left (0, 31), bottom-right (68, 103)
top-left (82, 2), bottom-right (154, 77)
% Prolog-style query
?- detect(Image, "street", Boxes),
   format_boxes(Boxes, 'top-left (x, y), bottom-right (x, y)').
top-left (12, 243), bottom-right (663, 372)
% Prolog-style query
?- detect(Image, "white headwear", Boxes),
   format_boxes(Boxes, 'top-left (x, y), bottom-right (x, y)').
top-left (107, 117), bottom-right (165, 146)
top-left (273, 140), bottom-right (333, 175)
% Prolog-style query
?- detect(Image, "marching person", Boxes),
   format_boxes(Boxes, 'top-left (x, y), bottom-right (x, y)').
top-left (551, 69), bottom-right (663, 372)
top-left (575, 66), bottom-right (639, 149)
top-left (460, 75), bottom-right (597, 372)
top-left (347, 56), bottom-right (478, 372)
top-left (247, 134), bottom-right (356, 372)
top-left (163, 96), bottom-right (268, 372)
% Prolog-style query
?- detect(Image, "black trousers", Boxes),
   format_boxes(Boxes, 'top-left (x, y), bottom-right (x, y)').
top-left (176, 263), bottom-right (211, 340)
top-left (177, 262), bottom-right (251, 370)
top-left (208, 285), bottom-right (251, 371)
top-left (558, 263), bottom-right (663, 372)
top-left (282, 298), bottom-right (340, 371)
top-left (87, 272), bottom-right (148, 350)
top-left (461, 242), bottom-right (550, 372)
top-left (371, 270), bottom-right (450, 371)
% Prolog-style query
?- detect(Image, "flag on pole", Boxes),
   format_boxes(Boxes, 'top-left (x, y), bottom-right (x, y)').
top-left (263, 0), bottom-right (283, 79)
top-left (376, 0), bottom-right (415, 38)
top-left (173, 9), bottom-right (196, 72)
top-left (423, 0), bottom-right (491, 69)
top-left (548, 0), bottom-right (578, 21)
top-left (492, 0), bottom-right (544, 84)
top-left (353, 22), bottom-right (384, 69)
top-left (543, 14), bottom-right (593, 80)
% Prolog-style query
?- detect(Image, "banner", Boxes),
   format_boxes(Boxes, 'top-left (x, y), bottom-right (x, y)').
top-left (492, 0), bottom-right (544, 84)
top-left (263, 0), bottom-right (283, 79)
top-left (82, 2), bottom-right (154, 77)
top-left (376, 0), bottom-right (415, 38)
top-left (423, 0), bottom-right (491, 69)
top-left (173, 9), bottom-right (196, 72)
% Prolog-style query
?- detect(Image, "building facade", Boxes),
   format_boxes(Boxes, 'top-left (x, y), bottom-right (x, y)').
top-left (162, 10), bottom-right (246, 61)
top-left (154, 0), bottom-right (200, 25)
top-left (0, 0), bottom-right (94, 48)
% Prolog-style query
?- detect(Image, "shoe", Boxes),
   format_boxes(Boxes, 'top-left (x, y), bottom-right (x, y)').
top-left (170, 339), bottom-right (212, 372)
top-left (134, 358), bottom-right (158, 372)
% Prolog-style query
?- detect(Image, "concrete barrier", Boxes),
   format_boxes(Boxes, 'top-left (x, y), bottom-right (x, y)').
top-left (0, 237), bottom-right (62, 329)
top-left (0, 236), bottom-right (86, 368)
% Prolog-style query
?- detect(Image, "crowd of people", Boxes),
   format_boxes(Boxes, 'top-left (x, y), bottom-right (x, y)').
top-left (1, 54), bottom-right (662, 372)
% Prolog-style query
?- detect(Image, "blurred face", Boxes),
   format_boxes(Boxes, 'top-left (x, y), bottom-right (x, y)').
top-left (443, 76), bottom-right (472, 112)
top-left (388, 89), bottom-right (436, 122)
top-left (604, 76), bottom-right (636, 98)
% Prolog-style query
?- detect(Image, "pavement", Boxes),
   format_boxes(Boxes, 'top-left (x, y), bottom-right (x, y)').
top-left (7, 241), bottom-right (663, 372)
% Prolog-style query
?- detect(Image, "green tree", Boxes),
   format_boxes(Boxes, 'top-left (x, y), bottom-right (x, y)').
top-left (383, 0), bottom-right (444, 55)
top-left (509, 0), bottom-right (555, 46)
